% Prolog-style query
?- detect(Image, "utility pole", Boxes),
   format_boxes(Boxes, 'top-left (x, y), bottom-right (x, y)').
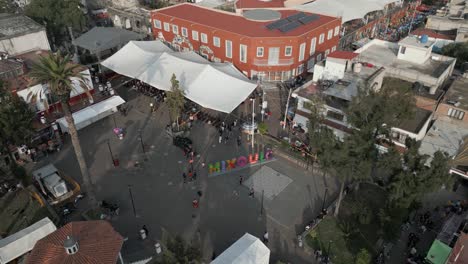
top-left (260, 190), bottom-right (264, 215)
top-left (107, 140), bottom-right (115, 164)
top-left (251, 97), bottom-right (255, 150)
top-left (283, 84), bottom-right (293, 130)
top-left (138, 129), bottom-right (145, 154)
top-left (322, 188), bottom-right (328, 214)
top-left (128, 185), bottom-right (137, 217)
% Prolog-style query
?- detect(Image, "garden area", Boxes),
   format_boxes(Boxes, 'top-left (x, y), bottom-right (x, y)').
top-left (305, 183), bottom-right (404, 264)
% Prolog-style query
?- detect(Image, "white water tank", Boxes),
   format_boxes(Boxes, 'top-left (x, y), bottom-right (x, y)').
top-left (354, 63), bottom-right (362, 73)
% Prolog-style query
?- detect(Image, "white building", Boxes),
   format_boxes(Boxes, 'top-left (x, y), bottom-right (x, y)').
top-left (0, 13), bottom-right (50, 56)
top-left (211, 233), bottom-right (270, 264)
top-left (355, 36), bottom-right (456, 93)
top-left (294, 50), bottom-right (433, 148)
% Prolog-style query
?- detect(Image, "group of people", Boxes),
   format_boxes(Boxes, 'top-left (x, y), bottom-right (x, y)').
top-left (217, 120), bottom-right (243, 147)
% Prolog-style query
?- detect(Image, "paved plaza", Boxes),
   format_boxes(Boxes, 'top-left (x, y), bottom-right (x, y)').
top-left (29, 87), bottom-right (339, 263)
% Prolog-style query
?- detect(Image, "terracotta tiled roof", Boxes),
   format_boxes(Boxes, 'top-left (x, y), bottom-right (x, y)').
top-left (27, 221), bottom-right (123, 264)
top-left (411, 28), bottom-right (456, 41)
top-left (327, 51), bottom-right (358, 60)
top-left (235, 0), bottom-right (285, 9)
top-left (154, 3), bottom-right (340, 37)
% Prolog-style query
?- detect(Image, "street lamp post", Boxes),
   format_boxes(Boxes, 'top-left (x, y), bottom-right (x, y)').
top-left (250, 96), bottom-right (256, 150)
top-left (322, 188), bottom-right (329, 213)
top-left (283, 84), bottom-right (293, 130)
top-left (128, 185), bottom-right (137, 217)
top-left (326, 240), bottom-right (333, 263)
top-left (107, 140), bottom-right (115, 165)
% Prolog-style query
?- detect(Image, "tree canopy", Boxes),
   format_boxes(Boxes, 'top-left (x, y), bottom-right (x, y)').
top-left (166, 74), bottom-right (185, 124)
top-left (441, 42), bottom-right (468, 69)
top-left (0, 81), bottom-right (35, 152)
top-left (25, 0), bottom-right (86, 44)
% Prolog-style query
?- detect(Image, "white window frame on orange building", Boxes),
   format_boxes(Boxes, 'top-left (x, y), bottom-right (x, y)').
top-left (325, 49), bottom-right (330, 57)
top-left (310, 38), bottom-right (316, 55)
top-left (331, 46), bottom-right (336, 52)
top-left (257, 47), bottom-right (264, 57)
top-left (192, 30), bottom-right (199, 41)
top-left (319, 33), bottom-right (325, 44)
top-left (299, 42), bottom-right (306, 62)
top-left (285, 46), bottom-right (292, 56)
top-left (334, 26), bottom-right (340, 36)
top-left (317, 53), bottom-right (322, 62)
top-left (172, 25), bottom-right (178, 34)
top-left (240, 44), bottom-right (247, 63)
top-left (181, 27), bottom-right (188, 37)
top-left (163, 22), bottom-right (170, 32)
top-left (213, 36), bottom-right (220, 47)
top-left (154, 20), bottom-right (161, 29)
top-left (327, 29), bottom-right (333, 40)
top-left (201, 33), bottom-right (208, 43)
top-left (225, 40), bottom-right (232, 58)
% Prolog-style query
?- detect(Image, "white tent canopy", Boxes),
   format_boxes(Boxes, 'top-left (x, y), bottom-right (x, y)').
top-left (297, 0), bottom-right (402, 23)
top-left (57, 95), bottom-right (125, 132)
top-left (101, 41), bottom-right (258, 113)
top-left (211, 233), bottom-right (270, 264)
top-left (0, 218), bottom-right (56, 264)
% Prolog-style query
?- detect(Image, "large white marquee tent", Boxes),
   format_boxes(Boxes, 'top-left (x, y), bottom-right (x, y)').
top-left (101, 41), bottom-right (258, 113)
top-left (211, 233), bottom-right (270, 264)
top-left (296, 0), bottom-right (402, 23)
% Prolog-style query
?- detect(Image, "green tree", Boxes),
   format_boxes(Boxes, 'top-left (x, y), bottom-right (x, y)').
top-left (157, 235), bottom-right (201, 264)
top-left (166, 74), bottom-right (185, 130)
top-left (0, 0), bottom-right (19, 13)
top-left (441, 42), bottom-right (468, 68)
top-left (30, 53), bottom-right (97, 208)
top-left (0, 81), bottom-right (35, 160)
top-left (25, 0), bottom-right (86, 45)
top-left (355, 248), bottom-right (371, 264)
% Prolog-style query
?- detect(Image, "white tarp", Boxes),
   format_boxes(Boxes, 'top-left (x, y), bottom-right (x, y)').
top-left (101, 41), bottom-right (258, 113)
top-left (0, 218), bottom-right (56, 264)
top-left (297, 0), bottom-right (402, 23)
top-left (16, 69), bottom-right (94, 112)
top-left (211, 233), bottom-right (270, 264)
top-left (57, 95), bottom-right (125, 132)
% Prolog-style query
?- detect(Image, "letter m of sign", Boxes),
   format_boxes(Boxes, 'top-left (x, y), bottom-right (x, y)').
top-left (208, 162), bottom-right (220, 174)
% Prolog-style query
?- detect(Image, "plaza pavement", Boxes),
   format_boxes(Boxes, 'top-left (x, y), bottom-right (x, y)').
top-left (30, 86), bottom-right (338, 263)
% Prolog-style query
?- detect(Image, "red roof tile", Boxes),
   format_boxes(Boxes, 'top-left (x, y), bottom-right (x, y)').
top-left (448, 232), bottom-right (468, 264)
top-left (154, 3), bottom-right (340, 37)
top-left (235, 0), bottom-right (285, 9)
top-left (27, 221), bottom-right (123, 264)
top-left (327, 51), bottom-right (358, 60)
top-left (411, 28), bottom-right (456, 41)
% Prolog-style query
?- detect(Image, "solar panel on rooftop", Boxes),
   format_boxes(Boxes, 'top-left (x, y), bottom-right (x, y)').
top-left (265, 19), bottom-right (290, 30)
top-left (279, 21), bottom-right (302, 32)
top-left (299, 14), bottom-right (320, 25)
top-left (285, 12), bottom-right (307, 22)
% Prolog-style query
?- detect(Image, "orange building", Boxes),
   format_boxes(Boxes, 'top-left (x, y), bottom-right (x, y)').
top-left (151, 4), bottom-right (341, 81)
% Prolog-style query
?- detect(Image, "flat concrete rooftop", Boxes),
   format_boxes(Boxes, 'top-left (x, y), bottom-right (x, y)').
top-left (444, 77), bottom-right (468, 111)
top-left (0, 13), bottom-right (44, 40)
top-left (356, 41), bottom-right (453, 78)
top-left (399, 36), bottom-right (435, 49)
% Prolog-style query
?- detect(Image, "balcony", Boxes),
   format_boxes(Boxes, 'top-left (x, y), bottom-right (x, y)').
top-left (253, 58), bottom-right (295, 66)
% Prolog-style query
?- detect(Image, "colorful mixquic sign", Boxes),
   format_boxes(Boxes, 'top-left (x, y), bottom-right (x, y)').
top-left (208, 150), bottom-right (273, 175)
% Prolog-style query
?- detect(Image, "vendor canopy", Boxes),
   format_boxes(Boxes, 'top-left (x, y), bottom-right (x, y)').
top-left (101, 41), bottom-right (258, 113)
top-left (211, 233), bottom-right (270, 264)
top-left (297, 0), bottom-right (401, 23)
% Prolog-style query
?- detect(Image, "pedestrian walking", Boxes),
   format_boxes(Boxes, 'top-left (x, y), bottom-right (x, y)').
top-left (249, 187), bottom-right (254, 198)
top-left (263, 232), bottom-right (269, 243)
top-left (142, 225), bottom-right (149, 236)
top-left (183, 172), bottom-right (187, 183)
top-left (224, 135), bottom-right (229, 144)
top-left (233, 119), bottom-right (237, 127)
top-left (192, 199), bottom-right (199, 208)
top-left (188, 171), bottom-right (193, 182)
top-left (237, 136), bottom-right (241, 146)
top-left (239, 175), bottom-right (243, 185)
top-left (218, 135), bottom-right (222, 144)
top-left (202, 162), bottom-right (205, 168)
top-left (193, 171), bottom-right (197, 180)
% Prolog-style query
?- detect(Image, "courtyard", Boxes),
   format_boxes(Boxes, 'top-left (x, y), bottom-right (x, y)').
top-left (29, 86), bottom-right (339, 263)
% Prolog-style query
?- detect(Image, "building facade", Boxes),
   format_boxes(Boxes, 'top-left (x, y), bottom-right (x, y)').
top-left (151, 4), bottom-right (341, 81)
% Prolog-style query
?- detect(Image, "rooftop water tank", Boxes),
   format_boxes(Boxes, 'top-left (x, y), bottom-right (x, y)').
top-left (420, 34), bottom-right (429, 44)
top-left (353, 63), bottom-right (362, 73)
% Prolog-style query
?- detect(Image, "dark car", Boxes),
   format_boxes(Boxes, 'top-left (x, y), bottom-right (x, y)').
top-left (173, 136), bottom-right (193, 153)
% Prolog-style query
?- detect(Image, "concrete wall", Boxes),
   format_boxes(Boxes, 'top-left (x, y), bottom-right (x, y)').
top-left (391, 112), bottom-right (432, 147)
top-left (397, 45), bottom-right (431, 64)
top-left (0, 30), bottom-right (50, 55)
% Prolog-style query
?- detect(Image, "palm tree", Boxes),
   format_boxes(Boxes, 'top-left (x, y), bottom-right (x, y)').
top-left (30, 53), bottom-right (97, 207)
top-left (166, 74), bottom-right (185, 130)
